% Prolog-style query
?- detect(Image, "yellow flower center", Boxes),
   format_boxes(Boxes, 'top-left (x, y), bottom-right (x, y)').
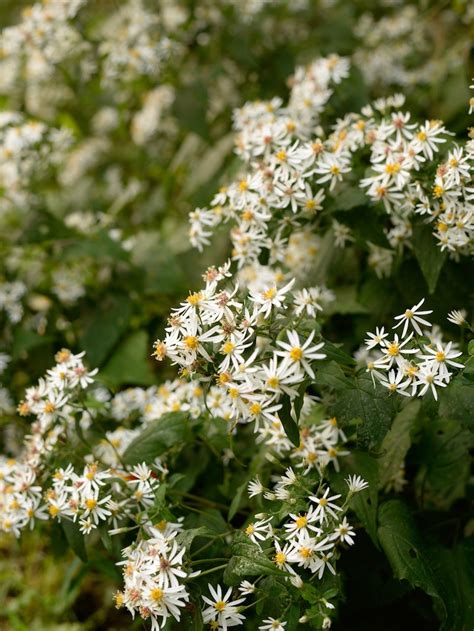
top-left (295, 515), bottom-right (307, 529)
top-left (85, 498), bottom-right (97, 511)
top-left (274, 551), bottom-right (286, 565)
top-left (184, 336), bottom-right (198, 350)
top-left (249, 403), bottom-right (262, 415)
top-left (385, 162), bottom-right (401, 174)
top-left (222, 341), bottom-right (235, 354)
top-left (267, 376), bottom-right (279, 389)
top-left (187, 292), bottom-right (202, 306)
top-left (214, 601), bottom-right (227, 612)
top-left (155, 519), bottom-right (167, 532)
top-left (245, 523), bottom-right (255, 535)
top-left (263, 287), bottom-right (277, 300)
top-left (150, 588), bottom-right (164, 602)
top-left (300, 546), bottom-right (313, 559)
top-left (387, 342), bottom-right (399, 357)
top-left (435, 351), bottom-right (445, 362)
top-left (289, 347), bottom-right (303, 361)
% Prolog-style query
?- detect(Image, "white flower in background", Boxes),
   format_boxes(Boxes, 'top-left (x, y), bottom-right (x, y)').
top-left (259, 618), bottom-right (287, 631)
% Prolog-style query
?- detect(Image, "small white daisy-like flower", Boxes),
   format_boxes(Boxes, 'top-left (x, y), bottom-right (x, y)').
top-left (393, 298), bottom-right (433, 337)
top-left (345, 475), bottom-right (369, 493)
top-left (248, 476), bottom-right (265, 498)
top-left (202, 583), bottom-right (246, 629)
top-left (446, 309), bottom-right (467, 327)
top-left (259, 617), bottom-right (287, 631)
top-left (309, 487), bottom-right (342, 523)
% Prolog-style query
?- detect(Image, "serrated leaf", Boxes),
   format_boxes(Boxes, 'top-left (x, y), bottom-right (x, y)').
top-left (326, 372), bottom-right (398, 445)
top-left (316, 361), bottom-right (354, 391)
top-left (378, 500), bottom-right (444, 619)
top-left (415, 417), bottom-right (472, 509)
top-left (439, 375), bottom-right (474, 428)
top-left (379, 400), bottom-right (421, 489)
top-left (322, 340), bottom-right (356, 366)
top-left (228, 481), bottom-right (247, 521)
top-left (122, 412), bottom-right (191, 465)
top-left (176, 527), bottom-right (209, 550)
top-left (224, 552), bottom-right (285, 586)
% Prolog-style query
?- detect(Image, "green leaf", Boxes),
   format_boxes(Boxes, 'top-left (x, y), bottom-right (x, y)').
top-left (378, 500), bottom-right (473, 629)
top-left (228, 481), bottom-right (248, 521)
top-left (439, 375), bottom-right (474, 428)
top-left (176, 527), bottom-right (209, 550)
top-left (378, 500), bottom-right (444, 620)
top-left (61, 519), bottom-right (87, 563)
top-left (122, 412), bottom-right (191, 465)
top-left (415, 417), bottom-right (472, 509)
top-left (468, 340), bottom-right (474, 356)
top-left (321, 340), bottom-right (356, 366)
top-left (80, 294), bottom-right (132, 366)
top-left (197, 508), bottom-right (228, 535)
top-left (224, 536), bottom-right (285, 585)
top-left (316, 361), bottom-right (354, 391)
top-left (329, 186), bottom-right (367, 211)
top-left (327, 373), bottom-right (398, 445)
top-left (379, 400), bottom-right (421, 489)
top-left (174, 83), bottom-right (209, 139)
top-left (412, 223), bottom-right (447, 293)
top-left (279, 394), bottom-right (299, 447)
top-left (325, 285), bottom-right (369, 316)
top-left (99, 330), bottom-right (156, 387)
top-left (12, 328), bottom-right (52, 361)
top-left (294, 379), bottom-right (310, 421)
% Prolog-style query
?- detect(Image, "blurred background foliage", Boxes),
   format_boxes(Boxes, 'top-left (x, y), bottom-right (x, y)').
top-left (0, 0), bottom-right (472, 628)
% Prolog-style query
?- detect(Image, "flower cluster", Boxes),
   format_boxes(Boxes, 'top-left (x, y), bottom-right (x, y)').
top-left (0, 350), bottom-right (98, 535)
top-left (0, 280), bottom-right (26, 324)
top-left (188, 55), bottom-right (474, 287)
top-left (0, 112), bottom-right (71, 194)
top-left (153, 263), bottom-right (331, 434)
top-left (116, 523), bottom-right (196, 631)
top-left (364, 299), bottom-right (464, 400)
top-left (200, 472), bottom-right (368, 630)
